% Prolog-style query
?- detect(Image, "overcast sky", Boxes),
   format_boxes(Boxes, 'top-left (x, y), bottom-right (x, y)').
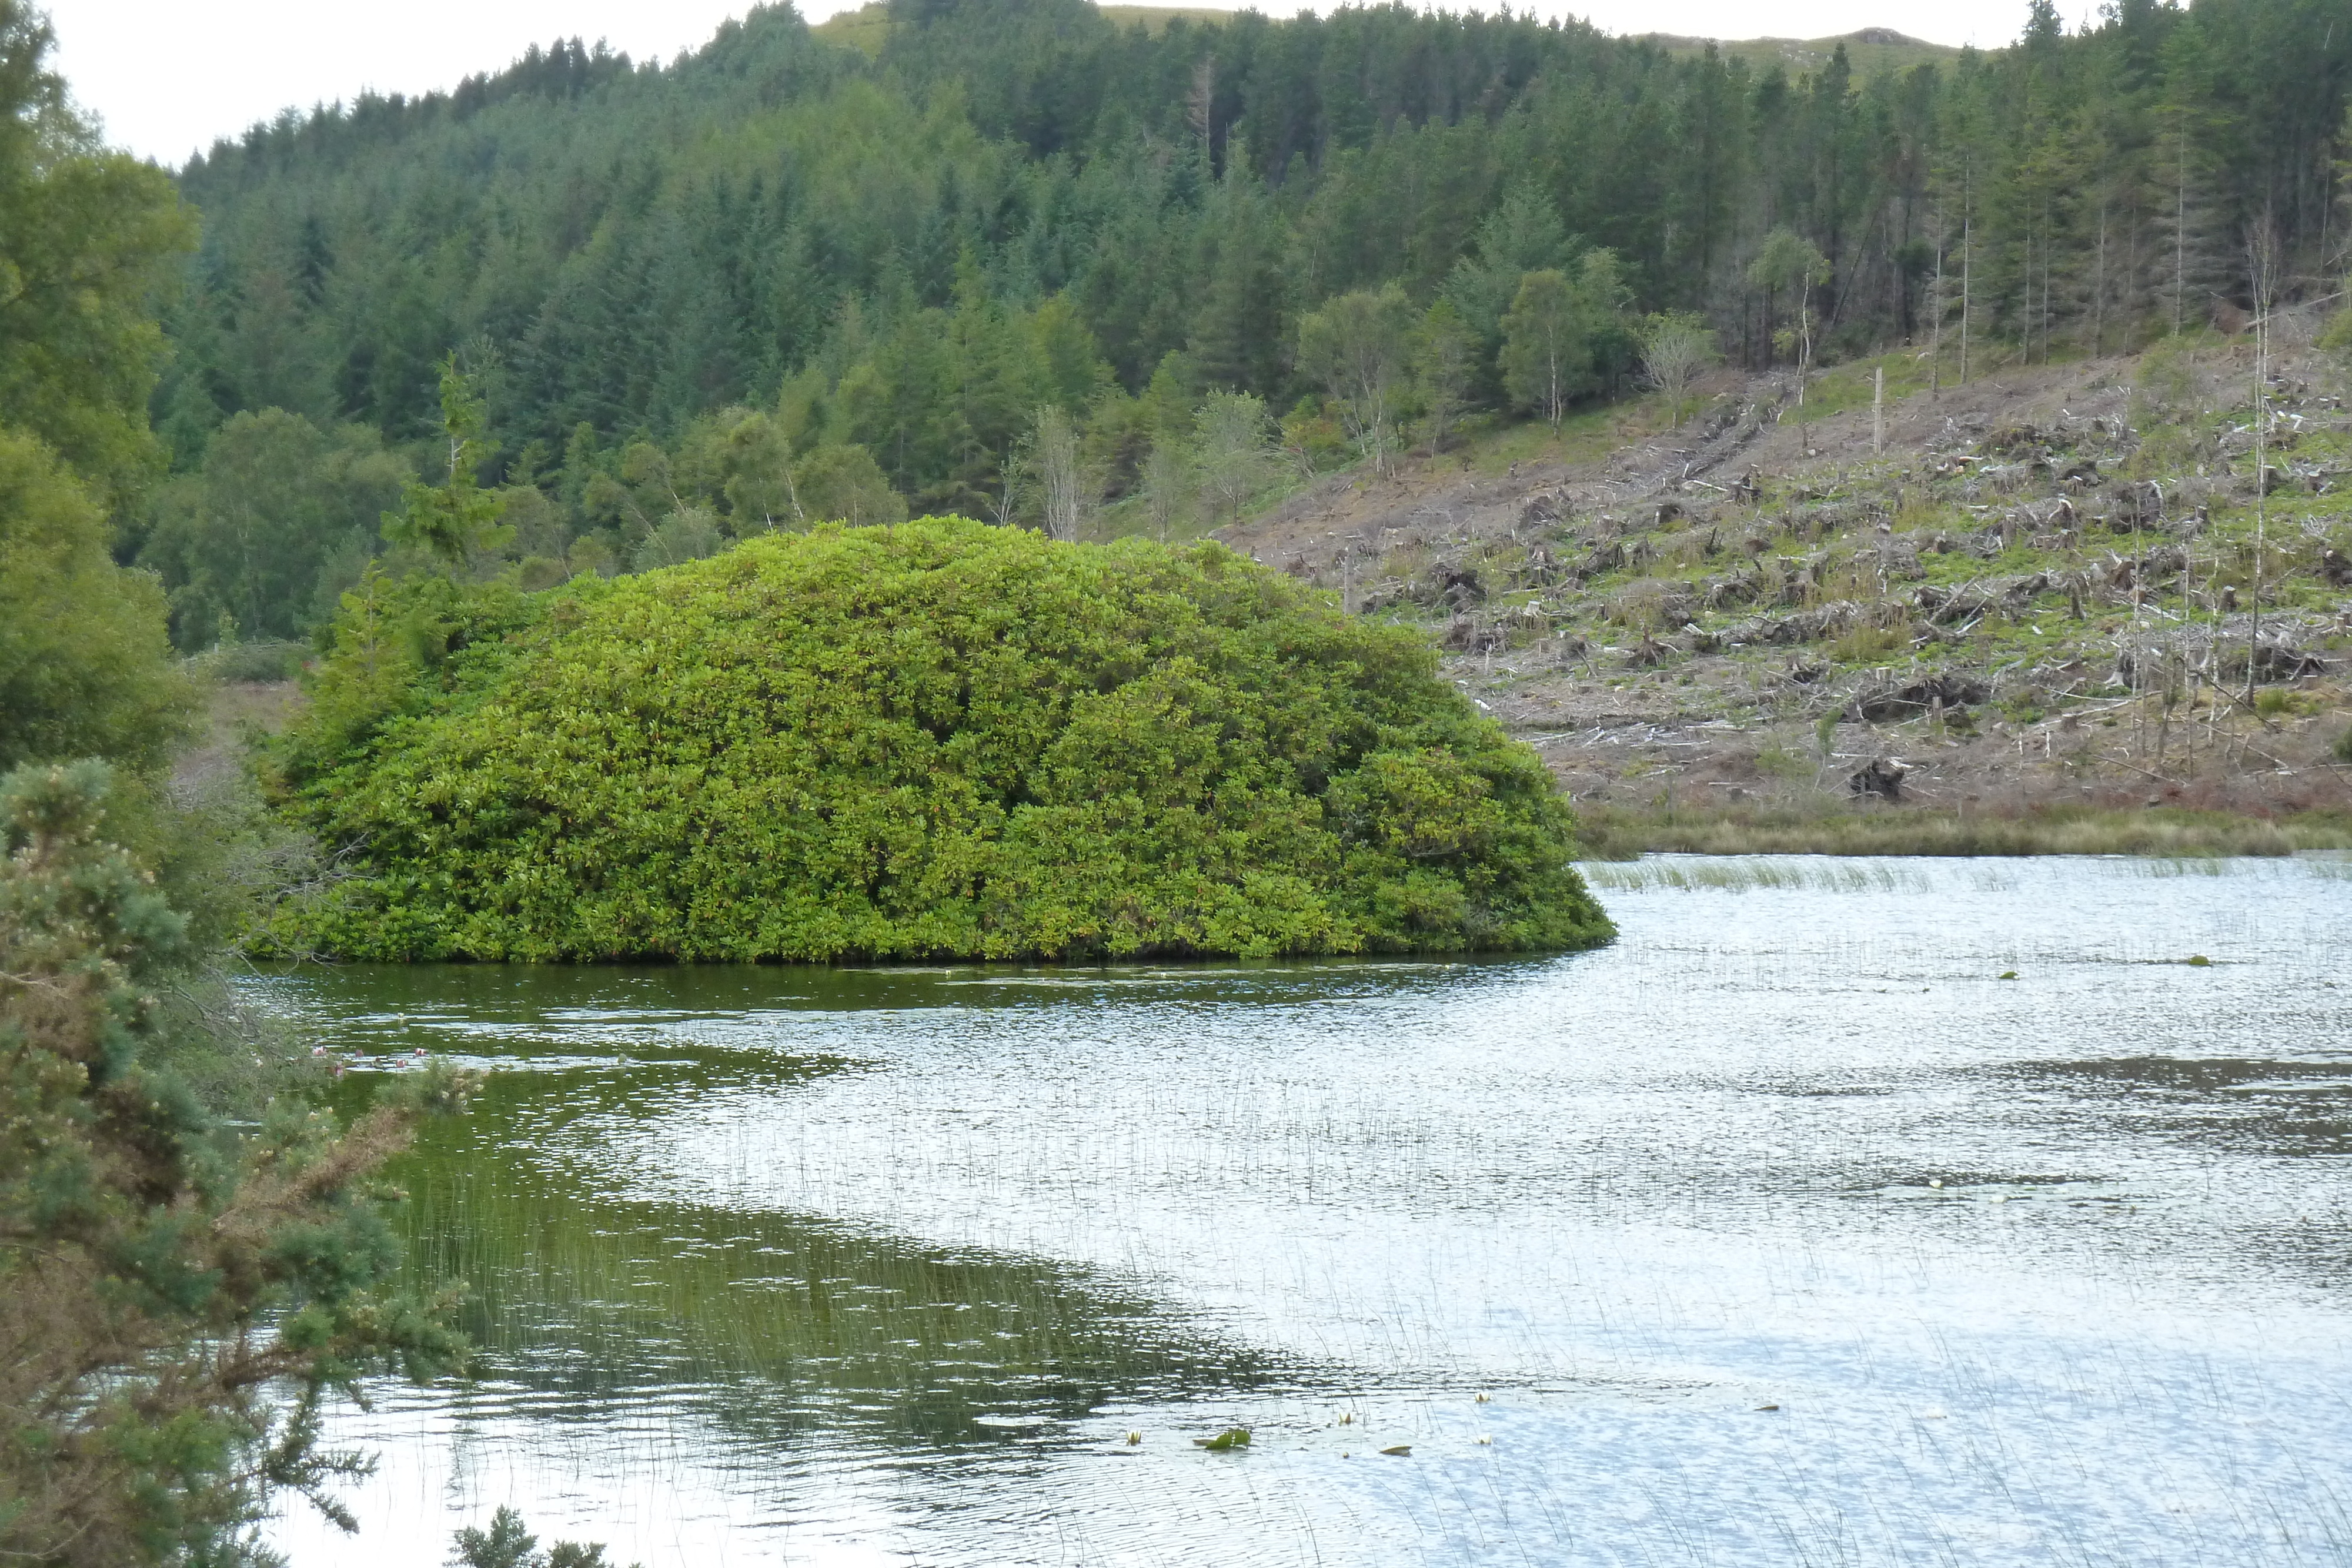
top-left (51, 0), bottom-right (2054, 168)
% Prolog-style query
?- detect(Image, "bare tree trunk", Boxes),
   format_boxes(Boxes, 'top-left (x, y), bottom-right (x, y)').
top-left (1960, 215), bottom-right (1972, 387)
top-left (1037, 406), bottom-right (1086, 543)
top-left (2093, 198), bottom-right (2109, 356)
top-left (2246, 218), bottom-right (2277, 703)
top-left (1188, 55), bottom-right (1216, 165)
top-left (1929, 203), bottom-right (1945, 400)
top-left (2173, 131), bottom-right (2189, 336)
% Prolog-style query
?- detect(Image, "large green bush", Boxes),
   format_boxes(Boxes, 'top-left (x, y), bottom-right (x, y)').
top-left (0, 429), bottom-right (195, 774)
top-left (277, 519), bottom-right (1612, 961)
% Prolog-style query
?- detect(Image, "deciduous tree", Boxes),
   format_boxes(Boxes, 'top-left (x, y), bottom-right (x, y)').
top-left (1297, 285), bottom-right (1413, 473)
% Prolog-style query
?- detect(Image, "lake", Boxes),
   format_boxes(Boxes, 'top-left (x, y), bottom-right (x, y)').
top-left (259, 855), bottom-right (2351, 1566)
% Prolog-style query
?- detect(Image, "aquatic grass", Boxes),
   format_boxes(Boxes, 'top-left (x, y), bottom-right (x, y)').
top-left (2126, 854), bottom-right (2352, 880)
top-left (1576, 803), bottom-right (2352, 860)
top-left (365, 1066), bottom-right (1285, 1449)
top-left (1574, 857), bottom-right (1939, 894)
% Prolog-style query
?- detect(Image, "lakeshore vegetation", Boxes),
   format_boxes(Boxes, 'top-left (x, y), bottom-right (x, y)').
top-left (273, 518), bottom-right (1611, 961)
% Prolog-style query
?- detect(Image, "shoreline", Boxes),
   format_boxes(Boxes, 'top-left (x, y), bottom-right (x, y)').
top-left (1572, 803), bottom-right (2352, 858)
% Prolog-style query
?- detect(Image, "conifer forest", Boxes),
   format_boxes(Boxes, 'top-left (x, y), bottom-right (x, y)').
top-left (141, 0), bottom-right (2350, 646)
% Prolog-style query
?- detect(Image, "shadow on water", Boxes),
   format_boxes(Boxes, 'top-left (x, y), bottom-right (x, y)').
top-left (1987, 1055), bottom-right (2352, 1159)
top-left (297, 964), bottom-right (1357, 1462)
top-left (381, 1064), bottom-right (1299, 1456)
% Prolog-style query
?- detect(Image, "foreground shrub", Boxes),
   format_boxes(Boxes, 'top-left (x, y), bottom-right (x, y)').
top-left (0, 762), bottom-right (465, 1566)
top-left (276, 519), bottom-right (1612, 960)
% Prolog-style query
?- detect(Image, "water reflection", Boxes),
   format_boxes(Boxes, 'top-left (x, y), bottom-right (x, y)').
top-left (263, 856), bottom-right (2352, 1566)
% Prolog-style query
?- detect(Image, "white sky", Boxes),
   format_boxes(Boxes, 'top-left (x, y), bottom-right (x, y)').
top-left (50, 0), bottom-right (2052, 168)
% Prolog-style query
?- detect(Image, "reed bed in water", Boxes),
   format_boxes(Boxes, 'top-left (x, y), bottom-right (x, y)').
top-left (1575, 858), bottom-right (1941, 893)
top-left (1580, 851), bottom-right (2350, 892)
top-left (1575, 804), bottom-right (2352, 859)
top-left (383, 1090), bottom-right (1269, 1437)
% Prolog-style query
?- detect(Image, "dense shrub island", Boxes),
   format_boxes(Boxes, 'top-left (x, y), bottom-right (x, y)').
top-left (274, 519), bottom-right (1612, 961)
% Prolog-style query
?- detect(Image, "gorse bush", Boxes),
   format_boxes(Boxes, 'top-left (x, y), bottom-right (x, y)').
top-left (0, 762), bottom-right (466, 1566)
top-left (276, 519), bottom-right (1612, 961)
top-left (453, 1506), bottom-right (635, 1568)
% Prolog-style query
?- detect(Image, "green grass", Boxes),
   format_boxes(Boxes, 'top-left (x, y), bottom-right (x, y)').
top-left (1464, 400), bottom-right (1645, 476)
top-left (820, 1), bottom-right (1237, 56)
top-left (1099, 4), bottom-right (1235, 33)
top-left (1798, 347), bottom-right (1939, 419)
top-left (812, 1), bottom-right (891, 56)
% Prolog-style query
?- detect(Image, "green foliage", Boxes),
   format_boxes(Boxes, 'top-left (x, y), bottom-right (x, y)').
top-left (276, 519), bottom-right (1613, 962)
top-left (1500, 253), bottom-right (1626, 430)
top-left (631, 506), bottom-right (724, 571)
top-left (1748, 227), bottom-right (1831, 383)
top-left (1638, 311), bottom-right (1719, 428)
top-left (134, 0), bottom-right (2352, 637)
top-left (1297, 285), bottom-right (1414, 472)
top-left (2130, 338), bottom-right (2202, 428)
top-left (1442, 180), bottom-right (1573, 345)
top-left (793, 442), bottom-right (905, 526)
top-left (2316, 297), bottom-right (2352, 356)
top-left (1413, 298), bottom-right (1477, 450)
top-left (380, 356), bottom-right (510, 566)
top-left (1191, 391), bottom-right (1272, 527)
top-left (1828, 622), bottom-right (1905, 664)
top-left (0, 3), bottom-right (196, 508)
top-left (0, 428), bottom-right (195, 774)
top-left (283, 564), bottom-right (542, 783)
top-left (0, 761), bottom-right (467, 1566)
top-left (186, 637), bottom-right (306, 684)
top-left (453, 1506), bottom-right (639, 1568)
top-left (136, 408), bottom-right (411, 648)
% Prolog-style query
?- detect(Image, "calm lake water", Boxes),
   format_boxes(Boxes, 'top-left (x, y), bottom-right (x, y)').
top-left (258, 856), bottom-right (2351, 1567)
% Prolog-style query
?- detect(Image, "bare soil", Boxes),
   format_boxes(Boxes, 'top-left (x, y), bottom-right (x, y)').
top-left (1214, 349), bottom-right (2352, 848)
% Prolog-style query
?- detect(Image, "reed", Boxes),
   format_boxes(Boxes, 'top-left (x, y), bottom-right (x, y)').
top-left (1575, 804), bottom-right (2352, 860)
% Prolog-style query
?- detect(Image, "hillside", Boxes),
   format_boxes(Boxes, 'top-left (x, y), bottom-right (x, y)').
top-left (1210, 332), bottom-right (2352, 852)
top-left (816, 0), bottom-right (1236, 48)
top-left (141, 0), bottom-right (2352, 655)
top-left (1641, 27), bottom-right (1962, 78)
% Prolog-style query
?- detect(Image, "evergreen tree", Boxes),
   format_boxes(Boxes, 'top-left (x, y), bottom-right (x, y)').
top-left (380, 356), bottom-right (510, 566)
top-left (118, 0), bottom-right (2352, 623)
top-left (0, 761), bottom-right (468, 1566)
